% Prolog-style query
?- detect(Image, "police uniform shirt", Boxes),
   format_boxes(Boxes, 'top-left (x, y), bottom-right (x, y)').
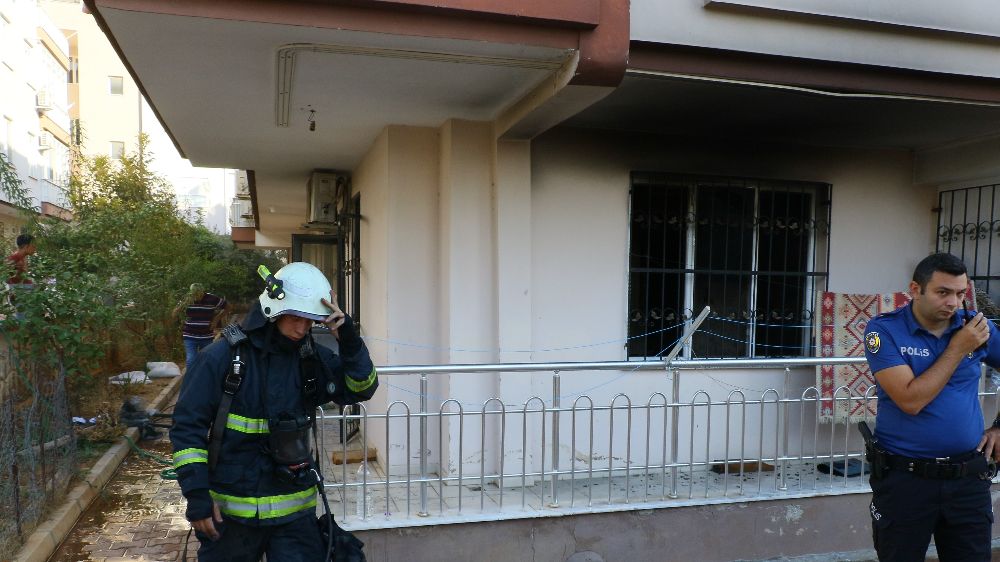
top-left (863, 303), bottom-right (1000, 459)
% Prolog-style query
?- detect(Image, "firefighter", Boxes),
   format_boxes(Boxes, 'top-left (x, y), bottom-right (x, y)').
top-left (170, 262), bottom-right (377, 561)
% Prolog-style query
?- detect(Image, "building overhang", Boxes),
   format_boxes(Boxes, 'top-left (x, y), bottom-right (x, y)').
top-left (86, 2), bottom-right (1000, 245)
top-left (83, 0), bottom-right (628, 244)
top-left (560, 43), bottom-right (1000, 153)
top-left (230, 226), bottom-right (256, 246)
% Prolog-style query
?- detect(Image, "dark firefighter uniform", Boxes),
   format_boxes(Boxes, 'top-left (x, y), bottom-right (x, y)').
top-left (170, 302), bottom-right (377, 560)
top-left (864, 304), bottom-right (1000, 561)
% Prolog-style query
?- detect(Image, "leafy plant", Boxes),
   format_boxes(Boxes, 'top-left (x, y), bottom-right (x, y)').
top-left (0, 137), bottom-right (281, 407)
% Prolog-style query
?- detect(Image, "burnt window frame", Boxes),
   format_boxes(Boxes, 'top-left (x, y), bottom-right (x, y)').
top-left (627, 172), bottom-right (831, 359)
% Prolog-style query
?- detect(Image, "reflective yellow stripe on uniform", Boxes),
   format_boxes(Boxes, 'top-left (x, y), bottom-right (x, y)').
top-left (226, 413), bottom-right (269, 434)
top-left (173, 448), bottom-right (208, 468)
top-left (210, 488), bottom-right (317, 519)
top-left (345, 367), bottom-right (377, 393)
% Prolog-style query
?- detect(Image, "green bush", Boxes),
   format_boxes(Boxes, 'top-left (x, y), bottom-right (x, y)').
top-left (0, 137), bottom-right (282, 406)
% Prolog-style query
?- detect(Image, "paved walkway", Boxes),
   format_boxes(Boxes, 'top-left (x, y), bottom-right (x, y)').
top-left (42, 434), bottom-right (1000, 561)
top-left (46, 428), bottom-right (369, 561)
top-left (50, 437), bottom-right (196, 562)
top-left (46, 431), bottom-right (875, 560)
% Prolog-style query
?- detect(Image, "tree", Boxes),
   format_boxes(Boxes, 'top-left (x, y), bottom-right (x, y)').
top-left (0, 138), bottom-right (281, 404)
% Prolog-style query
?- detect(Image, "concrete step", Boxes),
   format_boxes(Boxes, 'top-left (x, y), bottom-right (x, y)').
top-left (746, 538), bottom-right (1000, 561)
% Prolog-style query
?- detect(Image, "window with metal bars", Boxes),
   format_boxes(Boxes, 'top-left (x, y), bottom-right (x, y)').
top-left (343, 193), bottom-right (362, 328)
top-left (936, 183), bottom-right (1000, 308)
top-left (628, 172), bottom-right (830, 358)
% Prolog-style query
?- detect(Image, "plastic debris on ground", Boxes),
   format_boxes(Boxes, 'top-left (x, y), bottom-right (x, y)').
top-left (146, 361), bottom-right (181, 378)
top-left (108, 371), bottom-right (150, 385)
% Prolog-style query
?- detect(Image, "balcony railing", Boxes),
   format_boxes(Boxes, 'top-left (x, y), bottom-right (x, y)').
top-left (315, 357), bottom-right (997, 529)
top-left (229, 197), bottom-right (254, 228)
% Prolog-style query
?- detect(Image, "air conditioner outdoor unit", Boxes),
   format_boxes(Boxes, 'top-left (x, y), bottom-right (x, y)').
top-left (35, 90), bottom-right (51, 112)
top-left (307, 171), bottom-right (348, 224)
top-left (38, 132), bottom-right (53, 151)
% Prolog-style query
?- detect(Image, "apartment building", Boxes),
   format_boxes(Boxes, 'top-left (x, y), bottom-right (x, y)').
top-left (0, 0), bottom-right (72, 237)
top-left (40, 0), bottom-right (236, 233)
top-left (83, 1), bottom-right (1000, 558)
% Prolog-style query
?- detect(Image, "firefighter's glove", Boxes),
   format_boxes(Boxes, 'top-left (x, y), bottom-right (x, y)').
top-left (184, 488), bottom-right (214, 522)
top-left (338, 314), bottom-right (363, 356)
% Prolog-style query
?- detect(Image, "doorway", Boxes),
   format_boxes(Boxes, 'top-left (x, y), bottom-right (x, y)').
top-left (291, 234), bottom-right (343, 300)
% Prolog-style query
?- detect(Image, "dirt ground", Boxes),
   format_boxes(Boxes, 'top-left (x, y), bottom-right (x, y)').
top-left (74, 376), bottom-right (178, 471)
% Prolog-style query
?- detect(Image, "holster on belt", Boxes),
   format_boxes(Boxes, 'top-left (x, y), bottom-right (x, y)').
top-left (858, 421), bottom-right (888, 479)
top-left (858, 421), bottom-right (998, 481)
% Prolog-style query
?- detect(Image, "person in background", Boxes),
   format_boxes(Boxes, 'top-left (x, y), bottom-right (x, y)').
top-left (6, 233), bottom-right (35, 286)
top-left (174, 283), bottom-right (227, 372)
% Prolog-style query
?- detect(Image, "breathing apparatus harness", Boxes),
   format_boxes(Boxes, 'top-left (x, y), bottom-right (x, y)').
top-left (204, 322), bottom-right (339, 562)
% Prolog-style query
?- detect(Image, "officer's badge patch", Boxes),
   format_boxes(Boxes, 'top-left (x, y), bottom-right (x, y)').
top-left (865, 332), bottom-right (880, 354)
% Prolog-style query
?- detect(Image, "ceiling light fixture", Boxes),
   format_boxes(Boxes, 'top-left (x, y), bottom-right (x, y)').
top-left (301, 105), bottom-right (317, 132)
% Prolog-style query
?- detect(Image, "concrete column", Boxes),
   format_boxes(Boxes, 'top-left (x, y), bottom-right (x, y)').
top-left (495, 139), bottom-right (542, 485)
top-left (495, 139), bottom-right (533, 365)
top-left (354, 125), bottom-right (445, 476)
top-left (438, 119), bottom-right (499, 479)
top-left (385, 126), bottom-right (443, 477)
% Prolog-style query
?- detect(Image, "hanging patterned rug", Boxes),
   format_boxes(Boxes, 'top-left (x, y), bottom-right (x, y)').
top-left (817, 291), bottom-right (911, 423)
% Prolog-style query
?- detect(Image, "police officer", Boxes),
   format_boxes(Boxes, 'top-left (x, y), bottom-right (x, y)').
top-left (170, 262), bottom-right (378, 561)
top-left (864, 252), bottom-right (1000, 561)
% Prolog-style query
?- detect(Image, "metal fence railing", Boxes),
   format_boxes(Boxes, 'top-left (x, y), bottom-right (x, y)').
top-left (0, 346), bottom-right (76, 559)
top-left (315, 357), bottom-right (1000, 529)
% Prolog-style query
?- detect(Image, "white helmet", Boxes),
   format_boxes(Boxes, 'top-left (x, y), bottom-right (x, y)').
top-left (258, 262), bottom-right (332, 321)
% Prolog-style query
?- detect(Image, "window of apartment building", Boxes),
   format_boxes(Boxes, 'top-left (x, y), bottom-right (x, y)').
top-left (0, 15), bottom-right (10, 70)
top-left (177, 178), bottom-right (209, 218)
top-left (627, 172), bottom-right (830, 359)
top-left (26, 132), bottom-right (37, 177)
top-left (69, 119), bottom-right (83, 146)
top-left (0, 117), bottom-right (10, 158)
top-left (46, 140), bottom-right (69, 187)
top-left (108, 75), bottom-right (124, 95)
top-left (68, 57), bottom-right (78, 83)
top-left (109, 141), bottom-right (125, 160)
top-left (23, 38), bottom-right (33, 77)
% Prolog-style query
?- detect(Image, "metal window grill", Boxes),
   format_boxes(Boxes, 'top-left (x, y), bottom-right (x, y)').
top-left (343, 194), bottom-right (361, 328)
top-left (628, 172), bottom-right (830, 359)
top-left (339, 193), bottom-right (361, 443)
top-left (937, 183), bottom-right (1000, 307)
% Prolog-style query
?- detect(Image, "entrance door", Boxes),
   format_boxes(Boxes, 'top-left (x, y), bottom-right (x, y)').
top-left (291, 234), bottom-right (343, 300)
top-left (291, 234), bottom-right (357, 439)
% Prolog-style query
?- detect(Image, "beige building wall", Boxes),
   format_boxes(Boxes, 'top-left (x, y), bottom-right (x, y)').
top-left (915, 138), bottom-right (1000, 189)
top-left (354, 125), bottom-right (451, 476)
top-left (353, 122), bottom-right (547, 478)
top-left (532, 130), bottom-right (924, 340)
top-left (353, 127), bottom-right (391, 467)
top-left (43, 0), bottom-right (141, 161)
top-left (349, 118), bottom-right (938, 477)
top-left (528, 127), bottom-right (927, 471)
top-left (631, 0), bottom-right (1000, 79)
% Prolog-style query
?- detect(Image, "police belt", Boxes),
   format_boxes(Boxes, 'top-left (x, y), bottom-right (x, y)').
top-left (883, 450), bottom-right (988, 480)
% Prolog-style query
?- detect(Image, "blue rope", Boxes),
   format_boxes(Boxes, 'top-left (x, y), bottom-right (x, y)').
top-left (362, 321), bottom-right (689, 354)
top-left (379, 336), bottom-right (684, 408)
